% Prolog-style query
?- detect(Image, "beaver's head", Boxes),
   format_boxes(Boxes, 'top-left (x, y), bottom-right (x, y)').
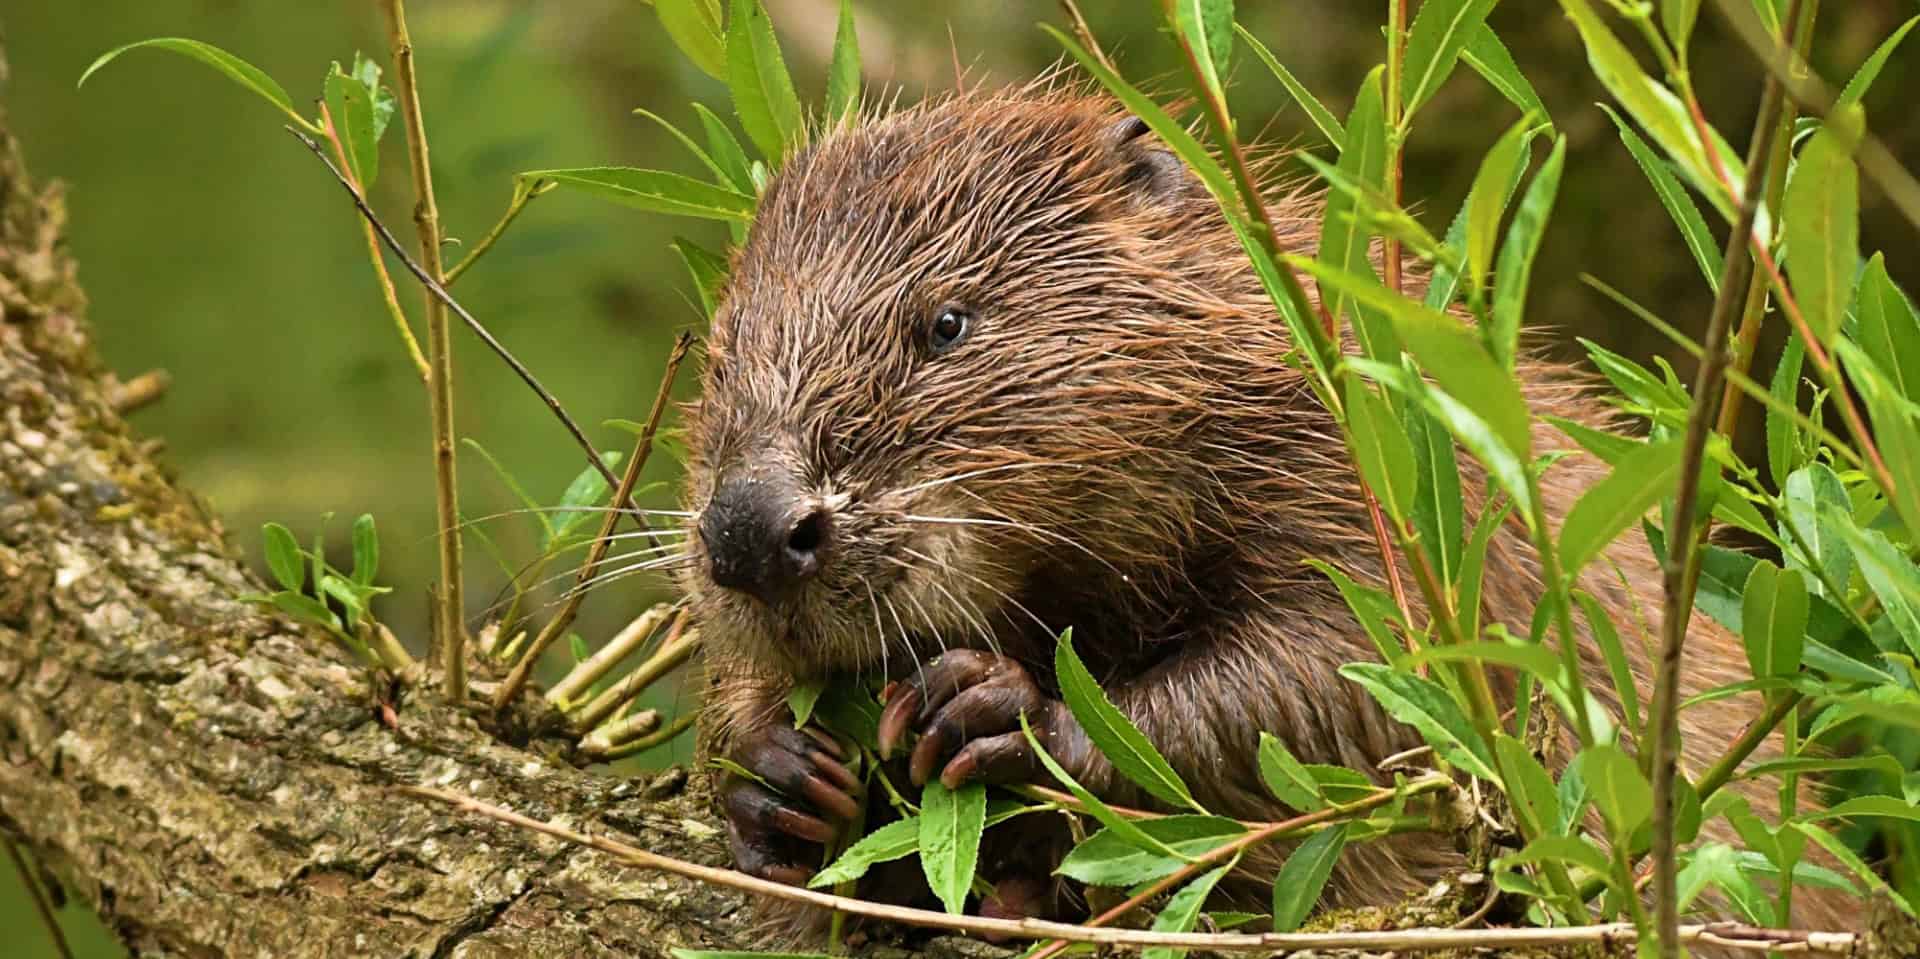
top-left (680, 88), bottom-right (1298, 678)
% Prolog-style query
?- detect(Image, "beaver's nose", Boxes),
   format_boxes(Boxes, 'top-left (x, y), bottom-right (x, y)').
top-left (700, 474), bottom-right (831, 606)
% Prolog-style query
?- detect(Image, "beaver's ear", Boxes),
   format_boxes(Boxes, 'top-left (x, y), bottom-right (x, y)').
top-left (1106, 115), bottom-right (1194, 206)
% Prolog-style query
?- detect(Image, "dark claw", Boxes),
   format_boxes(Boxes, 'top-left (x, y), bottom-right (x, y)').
top-left (725, 813), bottom-right (813, 886)
top-left (940, 730), bottom-right (1043, 790)
top-left (881, 650), bottom-right (1056, 788)
top-left (736, 725), bottom-right (862, 821)
top-left (724, 777), bottom-right (835, 843)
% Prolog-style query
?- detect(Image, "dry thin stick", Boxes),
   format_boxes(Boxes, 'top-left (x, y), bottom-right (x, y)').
top-left (5, 839), bottom-right (74, 959)
top-left (404, 786), bottom-right (1858, 955)
top-left (378, 0), bottom-right (464, 703)
top-left (445, 178), bottom-right (550, 286)
top-left (492, 333), bottom-right (693, 711)
top-left (598, 710), bottom-right (697, 760)
top-left (108, 368), bottom-right (171, 414)
top-left (547, 602), bottom-right (677, 707)
top-left (1648, 19), bottom-right (1794, 955)
top-left (573, 619), bottom-right (700, 732)
top-left (579, 708), bottom-right (662, 757)
top-left (317, 100), bottom-right (430, 382)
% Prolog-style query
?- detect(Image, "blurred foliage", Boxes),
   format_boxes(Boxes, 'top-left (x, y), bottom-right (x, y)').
top-left (3, 0), bottom-right (1918, 953)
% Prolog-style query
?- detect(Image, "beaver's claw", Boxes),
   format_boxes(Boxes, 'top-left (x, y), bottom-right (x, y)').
top-left (720, 723), bottom-right (862, 885)
top-left (876, 649), bottom-right (1063, 790)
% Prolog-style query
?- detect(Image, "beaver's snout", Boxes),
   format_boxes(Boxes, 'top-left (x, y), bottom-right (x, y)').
top-left (699, 469), bottom-right (833, 607)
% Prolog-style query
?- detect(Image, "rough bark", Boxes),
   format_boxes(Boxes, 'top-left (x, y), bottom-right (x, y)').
top-left (0, 53), bottom-right (990, 959)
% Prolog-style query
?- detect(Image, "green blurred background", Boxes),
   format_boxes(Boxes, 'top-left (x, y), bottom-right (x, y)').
top-left (3, 1), bottom-right (1916, 953)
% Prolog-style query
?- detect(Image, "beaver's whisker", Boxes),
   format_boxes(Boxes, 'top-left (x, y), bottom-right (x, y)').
top-left (904, 547), bottom-right (1052, 638)
top-left (880, 593), bottom-right (927, 692)
top-left (892, 460), bottom-right (1081, 498)
top-left (521, 543), bottom-right (689, 595)
top-left (898, 512), bottom-right (1122, 578)
top-left (885, 555), bottom-right (1002, 660)
top-left (559, 554), bottom-right (694, 599)
top-left (858, 577), bottom-right (891, 684)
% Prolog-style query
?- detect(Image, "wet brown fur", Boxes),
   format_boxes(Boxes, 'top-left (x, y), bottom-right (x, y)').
top-left (679, 82), bottom-right (1849, 941)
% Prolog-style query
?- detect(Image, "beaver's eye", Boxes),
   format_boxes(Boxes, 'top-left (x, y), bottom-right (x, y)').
top-left (928, 306), bottom-right (972, 355)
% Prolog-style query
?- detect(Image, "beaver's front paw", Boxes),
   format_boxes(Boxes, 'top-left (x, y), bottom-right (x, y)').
top-left (875, 649), bottom-right (1070, 789)
top-left (720, 724), bottom-right (862, 885)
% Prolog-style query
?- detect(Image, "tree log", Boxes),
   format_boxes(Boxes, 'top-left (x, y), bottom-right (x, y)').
top-left (0, 54), bottom-right (992, 959)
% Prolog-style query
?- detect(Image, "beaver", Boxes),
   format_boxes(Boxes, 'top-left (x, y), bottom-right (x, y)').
top-left (677, 84), bottom-right (1846, 938)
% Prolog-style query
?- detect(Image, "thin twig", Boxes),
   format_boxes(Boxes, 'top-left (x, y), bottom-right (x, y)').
top-left (318, 100), bottom-right (430, 383)
top-left (1696, 690), bottom-right (1805, 800)
top-left (378, 0), bottom-right (464, 703)
top-left (546, 602), bottom-right (677, 708)
top-left (5, 840), bottom-right (74, 959)
top-left (402, 786), bottom-right (1857, 954)
top-left (492, 333), bottom-right (693, 711)
top-left (1648, 17), bottom-right (1795, 955)
top-left (572, 620), bottom-right (701, 732)
top-left (445, 178), bottom-right (550, 286)
top-left (597, 709), bottom-right (697, 760)
top-left (578, 708), bottom-right (662, 758)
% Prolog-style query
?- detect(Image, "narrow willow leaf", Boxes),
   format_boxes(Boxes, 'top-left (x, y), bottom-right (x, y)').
top-left (1317, 68), bottom-right (1387, 329)
top-left (1741, 561), bottom-right (1808, 678)
top-left (1271, 823), bottom-right (1348, 932)
top-left (1461, 24), bottom-right (1547, 123)
top-left (1663, 0), bottom-right (1701, 57)
top-left (548, 450), bottom-right (622, 547)
top-left (1338, 663), bottom-right (1497, 782)
top-left (1491, 137), bottom-right (1565, 367)
top-left (262, 523), bottom-right (305, 591)
top-left (693, 102), bottom-right (756, 194)
top-left (1837, 16), bottom-right (1919, 108)
top-left (1559, 436), bottom-right (1683, 577)
top-left (1465, 117), bottom-right (1533, 295)
top-left (1400, 0), bottom-right (1499, 120)
top-left (1426, 136), bottom-right (1530, 310)
top-left (1835, 516), bottom-right (1920, 661)
top-left (1305, 559), bottom-right (1405, 666)
top-left (1494, 734), bottom-right (1562, 838)
top-left (1796, 795), bottom-right (1920, 825)
top-left (323, 62), bottom-right (380, 188)
top-left (521, 167), bottom-right (754, 221)
top-left (1792, 823), bottom-right (1915, 916)
top-left (80, 38), bottom-right (308, 128)
top-left (350, 513), bottom-right (379, 586)
top-left (656, 0), bottom-right (727, 79)
top-left (1766, 334), bottom-right (1807, 488)
top-left (1456, 497), bottom-right (1513, 639)
top-left (1743, 753), bottom-right (1905, 783)
top-left (1582, 743), bottom-right (1653, 838)
top-left (1057, 816), bottom-right (1244, 886)
top-left (1237, 24), bottom-right (1344, 150)
top-left (1344, 377), bottom-right (1417, 522)
top-left (920, 780), bottom-right (986, 914)
top-left (1781, 464), bottom-right (1853, 600)
top-left (1556, 0), bottom-right (1719, 204)
top-left (810, 815), bottom-right (917, 887)
top-left (671, 236), bottom-right (730, 317)
top-left (1057, 630), bottom-right (1202, 812)
top-left (787, 681), bottom-right (823, 729)
top-left (1257, 732), bottom-right (1326, 812)
top-left (727, 0), bottom-right (803, 162)
top-left (1407, 403), bottom-right (1465, 587)
top-left (1573, 590), bottom-right (1642, 737)
top-left (1173, 0), bottom-right (1235, 101)
top-left (1351, 356), bottom-right (1536, 522)
top-left (1581, 337), bottom-right (1690, 412)
top-left (1604, 105), bottom-right (1722, 291)
top-left (1496, 835), bottom-right (1612, 883)
top-left (1143, 864), bottom-right (1234, 959)
top-left (1837, 340), bottom-right (1920, 536)
top-left (1022, 715), bottom-right (1183, 858)
top-left (1782, 127), bottom-right (1859, 349)
top-left (273, 591), bottom-right (339, 632)
top-left (1855, 254), bottom-right (1920, 400)
top-left (825, 0), bottom-right (861, 123)
top-left (633, 107), bottom-right (730, 185)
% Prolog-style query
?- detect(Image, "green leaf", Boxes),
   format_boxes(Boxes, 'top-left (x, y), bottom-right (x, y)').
top-left (461, 438), bottom-right (550, 539)
top-left (548, 450), bottom-right (623, 548)
top-left (350, 513), bottom-right (379, 587)
top-left (1741, 560), bottom-right (1808, 678)
top-left (1780, 464), bottom-right (1853, 600)
top-left (1782, 126), bottom-right (1859, 349)
top-left (1400, 0), bottom-right (1499, 121)
top-left (568, 632), bottom-right (590, 664)
top-left (1456, 496), bottom-right (1514, 639)
top-left (1790, 822), bottom-right (1915, 917)
top-left (1460, 24), bottom-right (1548, 123)
top-left (1057, 815), bottom-right (1244, 886)
top-left (1465, 117), bottom-right (1533, 296)
top-left (1350, 357), bottom-right (1535, 522)
top-left (727, 0), bottom-right (803, 162)
top-left (693, 102), bottom-right (756, 194)
top-left (80, 38), bottom-right (310, 130)
top-left (1573, 589), bottom-right (1642, 737)
top-left (810, 816), bottom-right (917, 887)
top-left (1427, 139), bottom-right (1529, 310)
top-left (656, 0), bottom-right (727, 79)
top-left (1317, 68), bottom-right (1387, 331)
top-left (1742, 753), bottom-right (1905, 783)
top-left (1494, 734), bottom-right (1562, 839)
top-left (1338, 663), bottom-right (1497, 782)
top-left (1604, 105), bottom-right (1721, 292)
top-left (272, 591), bottom-right (340, 632)
top-left (672, 236), bottom-right (730, 318)
top-left (1582, 743), bottom-right (1652, 838)
top-left (1305, 559), bottom-right (1406, 666)
top-left (261, 522), bottom-right (305, 592)
top-left (1558, 436), bottom-right (1684, 577)
top-left (1854, 253), bottom-right (1920, 401)
top-left (632, 107), bottom-right (731, 186)
top-left (1257, 732), bottom-right (1326, 812)
top-left (1022, 714), bottom-right (1182, 858)
top-left (1344, 377), bottom-right (1417, 523)
top-left (1766, 334), bottom-right (1808, 488)
top-left (1497, 833), bottom-right (1612, 880)
top-left (520, 167), bottom-right (754, 221)
top-left (1835, 515), bottom-right (1920, 662)
top-left (1173, 0), bottom-right (1235, 101)
top-left (1796, 795), bottom-right (1920, 825)
top-left (787, 680), bottom-right (823, 729)
top-left (919, 780), bottom-right (986, 914)
top-left (1056, 630), bottom-right (1202, 812)
top-left (1236, 24), bottom-right (1344, 150)
top-left (1407, 404), bottom-right (1465, 589)
top-left (1581, 337), bottom-right (1689, 413)
top-left (1838, 339), bottom-right (1920, 536)
top-left (1837, 16), bottom-right (1919, 108)
top-left (1662, 0), bottom-right (1701, 57)
top-left (1271, 823), bottom-right (1347, 932)
top-left (1491, 136), bottom-right (1565, 366)
top-left (813, 675), bottom-right (883, 752)
top-left (1143, 864), bottom-right (1233, 959)
top-left (825, 0), bottom-right (862, 124)
top-left (323, 60), bottom-right (381, 188)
